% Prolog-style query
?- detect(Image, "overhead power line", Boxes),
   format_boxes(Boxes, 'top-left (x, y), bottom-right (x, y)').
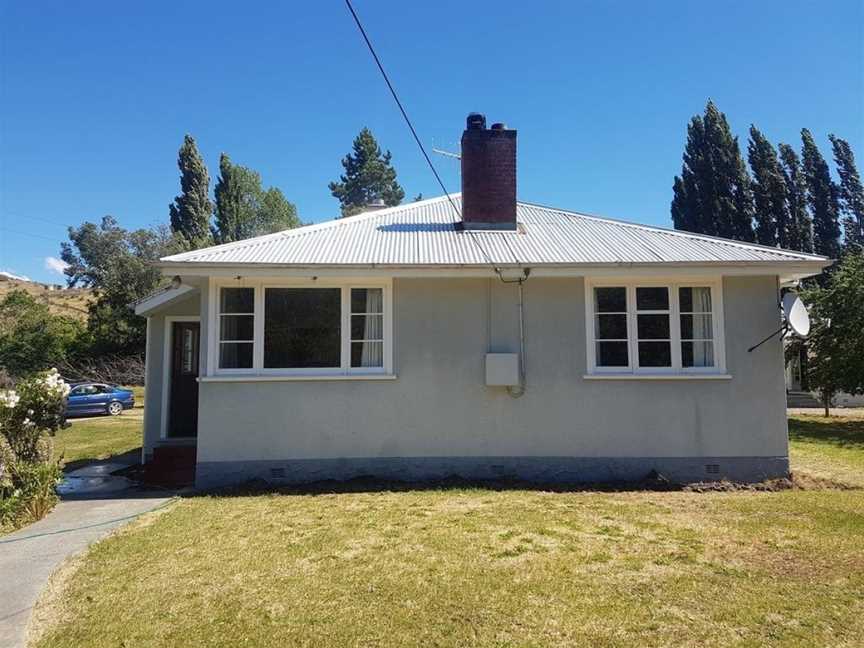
top-left (343, 0), bottom-right (462, 222)
top-left (343, 1), bottom-right (529, 397)
top-left (342, 0), bottom-right (514, 274)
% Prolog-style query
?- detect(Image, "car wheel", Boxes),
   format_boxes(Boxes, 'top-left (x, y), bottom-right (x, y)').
top-left (107, 401), bottom-right (124, 416)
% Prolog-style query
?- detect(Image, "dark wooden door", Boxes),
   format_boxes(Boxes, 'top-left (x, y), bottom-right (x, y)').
top-left (169, 322), bottom-right (200, 438)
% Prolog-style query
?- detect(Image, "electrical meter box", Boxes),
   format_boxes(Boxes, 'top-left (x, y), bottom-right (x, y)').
top-left (485, 353), bottom-right (519, 387)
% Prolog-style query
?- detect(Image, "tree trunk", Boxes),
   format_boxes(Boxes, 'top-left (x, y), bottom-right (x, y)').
top-left (799, 345), bottom-right (809, 391)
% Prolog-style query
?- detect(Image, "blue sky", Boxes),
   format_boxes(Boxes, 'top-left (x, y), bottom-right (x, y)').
top-left (1, 1), bottom-right (862, 283)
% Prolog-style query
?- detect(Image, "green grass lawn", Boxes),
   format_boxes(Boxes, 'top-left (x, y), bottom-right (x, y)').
top-left (53, 386), bottom-right (144, 468)
top-left (31, 412), bottom-right (864, 648)
top-left (789, 411), bottom-right (864, 487)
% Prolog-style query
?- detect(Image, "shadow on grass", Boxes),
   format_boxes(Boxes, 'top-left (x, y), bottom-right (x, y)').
top-left (193, 470), bottom-right (852, 499)
top-left (788, 417), bottom-right (864, 451)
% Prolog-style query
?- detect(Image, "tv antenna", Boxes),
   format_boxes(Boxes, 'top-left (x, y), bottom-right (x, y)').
top-left (432, 147), bottom-right (461, 160)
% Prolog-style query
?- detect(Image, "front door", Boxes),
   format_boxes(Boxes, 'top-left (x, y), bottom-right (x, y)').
top-left (169, 321), bottom-right (200, 438)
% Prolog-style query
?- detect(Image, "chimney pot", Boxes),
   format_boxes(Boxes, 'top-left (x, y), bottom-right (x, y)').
top-left (466, 112), bottom-right (486, 130)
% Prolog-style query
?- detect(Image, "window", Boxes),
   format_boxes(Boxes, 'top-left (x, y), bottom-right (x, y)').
top-left (351, 288), bottom-right (384, 368)
top-left (264, 288), bottom-right (341, 368)
top-left (635, 287), bottom-right (671, 368)
top-left (680, 287), bottom-right (714, 368)
top-left (213, 281), bottom-right (391, 376)
top-left (587, 281), bottom-right (723, 374)
top-left (219, 287), bottom-right (254, 369)
top-left (594, 287), bottom-right (629, 367)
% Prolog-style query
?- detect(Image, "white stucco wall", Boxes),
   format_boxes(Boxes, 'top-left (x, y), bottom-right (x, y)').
top-left (189, 275), bottom-right (788, 483)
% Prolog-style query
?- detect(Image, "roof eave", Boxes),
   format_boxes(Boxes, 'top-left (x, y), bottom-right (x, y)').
top-left (156, 259), bottom-right (830, 278)
top-left (133, 284), bottom-right (198, 316)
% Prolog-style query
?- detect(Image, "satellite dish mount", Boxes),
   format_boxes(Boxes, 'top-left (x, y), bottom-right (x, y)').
top-left (747, 292), bottom-right (811, 353)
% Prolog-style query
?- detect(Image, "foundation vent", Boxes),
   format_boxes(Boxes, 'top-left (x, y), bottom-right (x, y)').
top-left (270, 467), bottom-right (286, 479)
top-left (705, 464), bottom-right (720, 475)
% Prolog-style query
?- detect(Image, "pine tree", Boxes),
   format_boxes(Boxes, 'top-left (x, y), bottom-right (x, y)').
top-left (801, 129), bottom-right (841, 258)
top-left (747, 126), bottom-right (790, 247)
top-left (169, 135), bottom-right (212, 247)
top-left (329, 128), bottom-right (405, 217)
top-left (829, 134), bottom-right (864, 248)
top-left (671, 100), bottom-right (755, 241)
top-left (212, 154), bottom-right (300, 243)
top-left (778, 144), bottom-right (813, 253)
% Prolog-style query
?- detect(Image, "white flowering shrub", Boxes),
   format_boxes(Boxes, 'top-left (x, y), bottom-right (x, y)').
top-left (0, 368), bottom-right (69, 463)
top-left (0, 369), bottom-right (66, 530)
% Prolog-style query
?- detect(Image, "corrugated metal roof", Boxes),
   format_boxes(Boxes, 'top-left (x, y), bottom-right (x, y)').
top-left (161, 194), bottom-right (828, 267)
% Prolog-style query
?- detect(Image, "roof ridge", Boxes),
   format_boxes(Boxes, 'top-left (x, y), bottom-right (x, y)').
top-left (517, 199), bottom-right (828, 262)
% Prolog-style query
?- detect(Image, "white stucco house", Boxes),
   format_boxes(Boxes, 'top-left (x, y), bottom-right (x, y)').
top-left (135, 114), bottom-right (828, 488)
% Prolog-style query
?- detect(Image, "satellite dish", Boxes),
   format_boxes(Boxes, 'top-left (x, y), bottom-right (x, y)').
top-left (748, 291), bottom-right (811, 353)
top-left (782, 292), bottom-right (810, 337)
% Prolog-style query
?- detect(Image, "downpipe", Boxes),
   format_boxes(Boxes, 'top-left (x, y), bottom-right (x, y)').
top-left (507, 276), bottom-right (528, 399)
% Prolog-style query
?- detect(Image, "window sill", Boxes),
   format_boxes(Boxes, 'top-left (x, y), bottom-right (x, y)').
top-left (199, 374), bottom-right (398, 383)
top-left (582, 373), bottom-right (732, 381)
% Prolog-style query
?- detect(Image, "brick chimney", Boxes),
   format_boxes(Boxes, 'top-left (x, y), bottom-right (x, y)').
top-left (460, 113), bottom-right (517, 230)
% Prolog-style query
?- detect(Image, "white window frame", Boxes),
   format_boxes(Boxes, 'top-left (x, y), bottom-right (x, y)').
top-left (207, 277), bottom-right (393, 378)
top-left (585, 277), bottom-right (726, 376)
top-left (216, 285), bottom-right (256, 374)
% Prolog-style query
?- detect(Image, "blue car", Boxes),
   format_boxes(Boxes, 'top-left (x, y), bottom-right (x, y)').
top-left (66, 383), bottom-right (135, 418)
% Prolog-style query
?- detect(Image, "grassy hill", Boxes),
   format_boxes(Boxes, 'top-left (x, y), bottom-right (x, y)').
top-left (0, 278), bottom-right (93, 320)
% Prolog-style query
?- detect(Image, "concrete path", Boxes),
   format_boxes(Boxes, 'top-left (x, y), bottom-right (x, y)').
top-left (0, 456), bottom-right (175, 648)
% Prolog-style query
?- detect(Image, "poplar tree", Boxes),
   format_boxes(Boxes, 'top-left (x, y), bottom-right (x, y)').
top-left (329, 128), bottom-right (405, 217)
top-left (747, 126), bottom-right (789, 247)
top-left (801, 129), bottom-right (841, 258)
top-left (671, 100), bottom-right (755, 241)
top-left (213, 154), bottom-right (260, 244)
top-left (213, 154), bottom-right (299, 244)
top-left (169, 135), bottom-right (212, 248)
top-left (778, 144), bottom-right (813, 253)
top-left (829, 134), bottom-right (864, 248)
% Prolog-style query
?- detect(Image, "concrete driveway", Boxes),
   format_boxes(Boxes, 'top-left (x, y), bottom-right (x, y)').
top-left (0, 455), bottom-right (175, 648)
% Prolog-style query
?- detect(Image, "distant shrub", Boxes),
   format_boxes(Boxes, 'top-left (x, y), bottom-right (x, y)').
top-left (0, 290), bottom-right (85, 378)
top-left (59, 353), bottom-right (145, 386)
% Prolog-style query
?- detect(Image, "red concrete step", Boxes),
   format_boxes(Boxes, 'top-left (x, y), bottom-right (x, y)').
top-left (142, 466), bottom-right (194, 487)
top-left (145, 445), bottom-right (196, 486)
top-left (151, 445), bottom-right (197, 468)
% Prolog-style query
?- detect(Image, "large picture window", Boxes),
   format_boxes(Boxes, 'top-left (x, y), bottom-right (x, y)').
top-left (214, 282), bottom-right (391, 375)
top-left (587, 281), bottom-right (723, 375)
top-left (265, 288), bottom-right (341, 368)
